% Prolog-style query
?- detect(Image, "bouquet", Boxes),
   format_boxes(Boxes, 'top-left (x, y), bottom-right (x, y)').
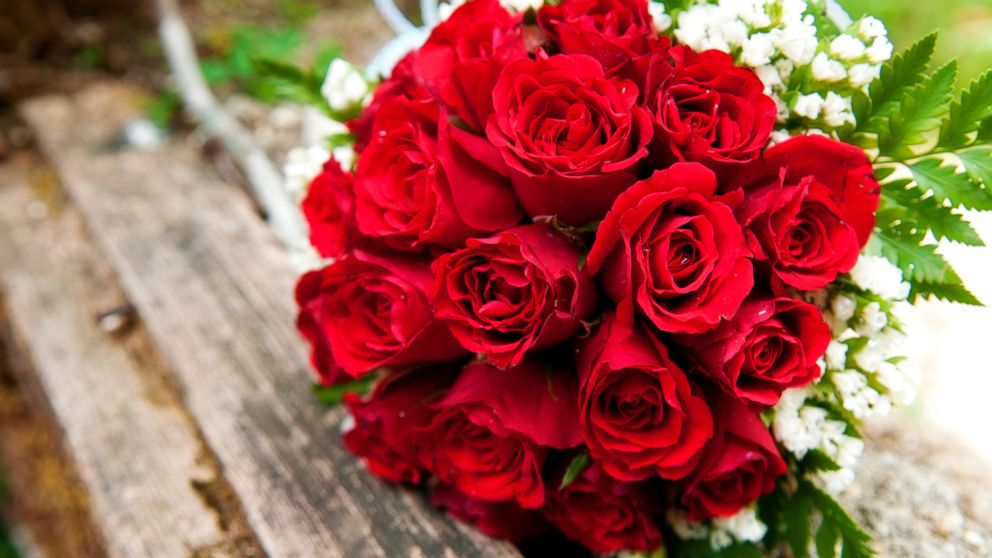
top-left (288, 0), bottom-right (992, 555)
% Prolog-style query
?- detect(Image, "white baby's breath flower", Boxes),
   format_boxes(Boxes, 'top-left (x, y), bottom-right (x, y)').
top-left (332, 144), bottom-right (356, 171)
top-left (812, 52), bottom-right (847, 82)
top-left (741, 34), bottom-right (776, 66)
top-left (322, 59), bottom-right (370, 112)
top-left (648, 2), bottom-right (672, 32)
top-left (720, 20), bottom-right (749, 46)
top-left (826, 340), bottom-right (849, 371)
top-left (867, 37), bottom-right (895, 64)
top-left (284, 144), bottom-right (330, 198)
top-left (831, 294), bottom-right (857, 325)
top-left (793, 92), bottom-right (824, 119)
top-left (771, 21), bottom-right (818, 64)
top-left (848, 63), bottom-right (881, 88)
top-left (667, 509), bottom-right (709, 540)
top-left (712, 507), bottom-right (768, 544)
top-left (858, 16), bottom-right (887, 41)
top-left (850, 255), bottom-right (910, 300)
top-left (822, 92), bottom-right (855, 127)
top-left (830, 34), bottom-right (867, 60)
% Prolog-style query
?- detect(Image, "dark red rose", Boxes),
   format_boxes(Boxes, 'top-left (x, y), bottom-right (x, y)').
top-left (352, 80), bottom-right (521, 251)
top-left (430, 484), bottom-right (550, 544)
top-left (733, 135), bottom-right (880, 291)
top-left (294, 269), bottom-right (348, 386)
top-left (537, 0), bottom-right (659, 79)
top-left (346, 52), bottom-right (420, 152)
top-left (543, 461), bottom-right (663, 554)
top-left (587, 163), bottom-right (753, 334)
top-left (431, 224), bottom-right (598, 369)
top-left (302, 157), bottom-right (355, 259)
top-left (421, 359), bottom-right (582, 508)
top-left (644, 46), bottom-right (776, 168)
top-left (681, 390), bottom-right (787, 520)
top-left (486, 53), bottom-right (653, 226)
top-left (414, 0), bottom-right (526, 132)
top-left (577, 308), bottom-right (713, 481)
top-left (315, 251), bottom-right (467, 377)
top-left (675, 297), bottom-right (830, 409)
top-left (343, 366), bottom-right (458, 484)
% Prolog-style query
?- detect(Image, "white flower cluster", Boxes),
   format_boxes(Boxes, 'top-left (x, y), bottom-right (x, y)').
top-left (666, 506), bottom-right (767, 550)
top-left (321, 59), bottom-right (371, 112)
top-left (282, 106), bottom-right (356, 199)
top-left (670, 1), bottom-right (894, 130)
top-left (773, 255), bottom-right (919, 495)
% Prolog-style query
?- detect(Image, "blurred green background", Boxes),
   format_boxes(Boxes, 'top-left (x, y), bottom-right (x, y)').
top-left (838, 0), bottom-right (992, 84)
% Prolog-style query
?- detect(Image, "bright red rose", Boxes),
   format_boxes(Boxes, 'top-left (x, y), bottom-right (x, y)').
top-left (542, 461), bottom-right (663, 554)
top-left (302, 157), bottom-right (356, 259)
top-left (675, 297), bottom-right (830, 409)
top-left (681, 390), bottom-right (787, 520)
top-left (294, 269), bottom-right (348, 386)
top-left (346, 52), bottom-right (420, 152)
top-left (430, 484), bottom-right (550, 544)
top-left (414, 0), bottom-right (526, 133)
top-left (587, 163), bottom-right (753, 334)
top-left (421, 359), bottom-right (582, 508)
top-left (315, 251), bottom-right (467, 377)
top-left (486, 53), bottom-right (653, 226)
top-left (537, 0), bottom-right (659, 79)
top-left (343, 366), bottom-right (458, 484)
top-left (577, 308), bottom-right (713, 481)
top-left (644, 46), bottom-right (776, 168)
top-left (431, 224), bottom-right (598, 369)
top-left (733, 135), bottom-right (880, 291)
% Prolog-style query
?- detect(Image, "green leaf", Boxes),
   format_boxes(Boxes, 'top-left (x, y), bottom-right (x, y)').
top-left (800, 449), bottom-right (843, 473)
top-left (311, 376), bottom-right (375, 406)
top-left (816, 521), bottom-right (840, 558)
top-left (913, 278), bottom-right (983, 305)
top-left (784, 486), bottom-right (813, 558)
top-left (876, 61), bottom-right (957, 159)
top-left (908, 157), bottom-right (992, 210)
top-left (940, 70), bottom-right (992, 148)
top-left (670, 540), bottom-right (763, 558)
top-left (959, 147), bottom-right (992, 188)
top-left (869, 231), bottom-right (952, 285)
top-left (881, 185), bottom-right (984, 246)
top-left (559, 452), bottom-right (591, 489)
top-left (857, 33), bottom-right (937, 129)
top-left (805, 481), bottom-right (875, 558)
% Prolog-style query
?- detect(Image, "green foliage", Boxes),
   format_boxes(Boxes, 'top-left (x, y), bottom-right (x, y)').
top-left (670, 541), bottom-right (764, 558)
top-left (853, 34), bottom-right (992, 305)
top-left (559, 452), bottom-right (591, 489)
top-left (311, 376), bottom-right (375, 407)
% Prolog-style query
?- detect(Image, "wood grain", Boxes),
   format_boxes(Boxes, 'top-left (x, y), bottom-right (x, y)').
top-left (19, 82), bottom-right (521, 558)
top-left (0, 153), bottom-right (227, 557)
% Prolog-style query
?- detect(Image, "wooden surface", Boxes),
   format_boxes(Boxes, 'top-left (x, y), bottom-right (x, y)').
top-left (15, 82), bottom-right (521, 558)
top-left (0, 153), bottom-right (235, 557)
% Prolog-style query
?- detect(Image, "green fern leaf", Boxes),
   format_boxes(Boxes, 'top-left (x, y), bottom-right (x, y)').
top-left (909, 157), bottom-right (992, 210)
top-left (939, 70), bottom-right (992, 148)
top-left (876, 62), bottom-right (957, 159)
top-left (958, 147), bottom-right (992, 187)
top-left (857, 33), bottom-right (937, 128)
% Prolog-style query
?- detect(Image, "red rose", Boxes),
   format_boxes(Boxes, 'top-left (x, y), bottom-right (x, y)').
top-left (577, 308), bottom-right (713, 481)
top-left (676, 297), bottom-right (830, 409)
top-left (430, 484), bottom-right (550, 544)
top-left (486, 53), bottom-right (653, 226)
top-left (681, 390), bottom-right (787, 520)
top-left (343, 366), bottom-right (458, 484)
top-left (294, 269), bottom-right (348, 386)
top-left (644, 46), bottom-right (776, 168)
top-left (414, 0), bottom-right (526, 133)
top-left (431, 224), bottom-right (598, 369)
top-left (537, 0), bottom-right (659, 79)
top-left (302, 157), bottom-right (355, 259)
top-left (734, 135), bottom-right (880, 290)
top-left (346, 52), bottom-right (420, 152)
top-left (315, 251), bottom-right (467, 377)
top-left (353, 81), bottom-right (521, 251)
top-left (543, 461), bottom-right (663, 554)
top-left (587, 163), bottom-right (753, 334)
top-left (421, 359), bottom-right (582, 508)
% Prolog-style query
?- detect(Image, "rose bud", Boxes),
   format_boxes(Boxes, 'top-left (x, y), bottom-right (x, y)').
top-left (294, 269), bottom-right (348, 386)
top-left (413, 0), bottom-right (527, 133)
top-left (644, 46), bottom-right (777, 169)
top-left (343, 366), bottom-right (459, 484)
top-left (430, 484), bottom-right (550, 544)
top-left (302, 157), bottom-right (356, 260)
top-left (314, 251), bottom-right (467, 377)
top-left (542, 461), bottom-right (663, 554)
top-left (586, 163), bottom-right (753, 334)
top-left (431, 223), bottom-right (598, 369)
top-left (733, 135), bottom-right (880, 291)
top-left (486, 53), bottom-right (653, 226)
top-left (681, 389), bottom-right (787, 520)
top-left (420, 359), bottom-right (583, 508)
top-left (577, 308), bottom-right (713, 481)
top-left (353, 81), bottom-right (522, 252)
top-left (675, 297), bottom-right (831, 409)
top-left (537, 0), bottom-right (660, 79)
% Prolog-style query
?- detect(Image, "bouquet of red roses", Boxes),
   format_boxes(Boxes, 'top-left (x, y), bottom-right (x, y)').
top-left (289, 0), bottom-right (992, 555)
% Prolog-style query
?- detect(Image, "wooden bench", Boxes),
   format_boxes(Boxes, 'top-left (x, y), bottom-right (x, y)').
top-left (2, 81), bottom-right (991, 558)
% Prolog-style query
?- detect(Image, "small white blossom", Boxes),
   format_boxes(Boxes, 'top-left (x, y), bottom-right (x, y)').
top-left (720, 20), bottom-right (749, 46)
top-left (332, 144), bottom-right (356, 171)
top-left (793, 93), bottom-right (824, 119)
top-left (741, 34), bottom-right (776, 66)
top-left (867, 37), bottom-right (895, 64)
top-left (822, 92), bottom-right (855, 127)
top-left (284, 144), bottom-right (330, 198)
top-left (858, 16), bottom-right (887, 41)
top-left (812, 52), bottom-right (847, 82)
top-left (712, 507), bottom-right (768, 544)
top-left (648, 2), bottom-right (672, 33)
top-left (826, 340), bottom-right (849, 370)
top-left (756, 64), bottom-right (783, 90)
top-left (771, 20), bottom-right (818, 64)
top-left (831, 294), bottom-right (857, 327)
top-left (850, 255), bottom-right (911, 300)
top-left (667, 509), bottom-right (709, 540)
top-left (321, 59), bottom-right (370, 112)
top-left (830, 34), bottom-right (867, 60)
top-left (848, 63), bottom-right (881, 88)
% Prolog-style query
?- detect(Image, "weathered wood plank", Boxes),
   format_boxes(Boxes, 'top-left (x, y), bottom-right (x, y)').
top-left (0, 153), bottom-right (229, 557)
top-left (19, 83), bottom-right (521, 558)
